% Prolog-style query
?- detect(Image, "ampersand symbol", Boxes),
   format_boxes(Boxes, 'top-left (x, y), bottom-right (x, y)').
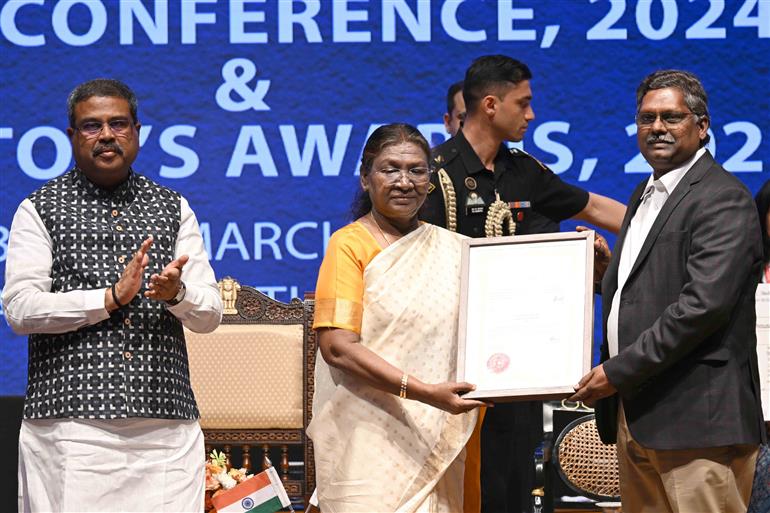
top-left (215, 58), bottom-right (271, 112)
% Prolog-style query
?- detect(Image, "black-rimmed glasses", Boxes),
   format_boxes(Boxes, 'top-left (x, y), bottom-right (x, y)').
top-left (635, 111), bottom-right (695, 128)
top-left (76, 119), bottom-right (133, 138)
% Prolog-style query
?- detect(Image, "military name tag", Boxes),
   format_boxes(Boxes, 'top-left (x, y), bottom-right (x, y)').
top-left (465, 192), bottom-right (486, 216)
top-left (467, 206), bottom-right (485, 216)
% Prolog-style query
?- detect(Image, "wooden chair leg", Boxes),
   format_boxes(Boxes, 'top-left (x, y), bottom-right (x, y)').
top-left (241, 444), bottom-right (252, 472)
top-left (261, 444), bottom-right (270, 470)
top-left (281, 445), bottom-right (289, 482)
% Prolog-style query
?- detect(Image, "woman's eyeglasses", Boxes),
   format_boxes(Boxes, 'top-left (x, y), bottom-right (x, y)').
top-left (374, 167), bottom-right (433, 185)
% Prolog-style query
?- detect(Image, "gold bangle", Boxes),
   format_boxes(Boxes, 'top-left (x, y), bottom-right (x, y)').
top-left (399, 373), bottom-right (408, 399)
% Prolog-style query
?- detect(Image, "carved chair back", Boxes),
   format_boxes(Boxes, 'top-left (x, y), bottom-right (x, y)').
top-left (185, 278), bottom-right (316, 507)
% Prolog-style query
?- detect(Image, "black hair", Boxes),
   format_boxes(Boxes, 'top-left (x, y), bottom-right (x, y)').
top-left (350, 123), bottom-right (431, 219)
top-left (67, 78), bottom-right (138, 127)
top-left (446, 80), bottom-right (464, 115)
top-left (462, 55), bottom-right (532, 115)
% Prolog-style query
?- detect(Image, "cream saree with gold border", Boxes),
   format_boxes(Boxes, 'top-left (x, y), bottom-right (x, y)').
top-left (308, 223), bottom-right (478, 513)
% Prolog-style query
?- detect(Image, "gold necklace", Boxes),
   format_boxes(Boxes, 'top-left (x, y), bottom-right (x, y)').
top-left (370, 210), bottom-right (391, 247)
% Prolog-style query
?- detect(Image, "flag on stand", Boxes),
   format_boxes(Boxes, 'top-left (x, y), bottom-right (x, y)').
top-left (211, 466), bottom-right (292, 513)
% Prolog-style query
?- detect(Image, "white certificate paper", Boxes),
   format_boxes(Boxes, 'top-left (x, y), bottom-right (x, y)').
top-left (457, 231), bottom-right (594, 400)
top-left (756, 283), bottom-right (770, 420)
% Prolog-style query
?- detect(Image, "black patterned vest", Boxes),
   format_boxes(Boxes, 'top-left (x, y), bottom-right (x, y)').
top-left (24, 168), bottom-right (199, 420)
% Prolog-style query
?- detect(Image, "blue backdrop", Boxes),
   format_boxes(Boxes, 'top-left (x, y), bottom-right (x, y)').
top-left (1, 0), bottom-right (768, 395)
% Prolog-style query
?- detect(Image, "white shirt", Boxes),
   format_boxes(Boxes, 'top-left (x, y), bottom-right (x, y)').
top-left (607, 147), bottom-right (706, 357)
top-left (2, 195), bottom-right (222, 335)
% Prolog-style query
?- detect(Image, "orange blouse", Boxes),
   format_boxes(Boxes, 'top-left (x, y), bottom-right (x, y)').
top-left (313, 221), bottom-right (382, 334)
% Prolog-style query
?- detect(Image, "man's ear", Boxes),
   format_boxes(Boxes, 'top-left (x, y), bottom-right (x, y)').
top-left (697, 116), bottom-right (709, 142)
top-left (481, 95), bottom-right (497, 117)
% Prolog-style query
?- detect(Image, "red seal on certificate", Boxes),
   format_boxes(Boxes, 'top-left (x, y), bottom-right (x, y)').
top-left (487, 353), bottom-right (510, 374)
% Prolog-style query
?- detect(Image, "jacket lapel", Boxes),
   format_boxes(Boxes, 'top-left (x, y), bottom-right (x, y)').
top-left (603, 180), bottom-right (648, 298)
top-left (625, 151), bottom-right (714, 281)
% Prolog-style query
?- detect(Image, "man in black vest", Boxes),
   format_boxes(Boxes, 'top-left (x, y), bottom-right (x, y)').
top-left (3, 79), bottom-right (223, 512)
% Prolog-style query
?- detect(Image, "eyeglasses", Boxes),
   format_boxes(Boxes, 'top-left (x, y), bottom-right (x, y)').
top-left (374, 166), bottom-right (433, 185)
top-left (635, 111), bottom-right (696, 128)
top-left (76, 119), bottom-right (133, 138)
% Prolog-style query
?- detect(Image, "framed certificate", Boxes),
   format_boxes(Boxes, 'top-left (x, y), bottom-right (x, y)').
top-left (457, 231), bottom-right (595, 401)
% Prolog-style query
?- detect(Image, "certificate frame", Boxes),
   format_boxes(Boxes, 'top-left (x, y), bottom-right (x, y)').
top-left (457, 231), bottom-right (595, 401)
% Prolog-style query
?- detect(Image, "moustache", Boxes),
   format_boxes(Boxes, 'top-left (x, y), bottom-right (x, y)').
top-left (646, 134), bottom-right (675, 144)
top-left (93, 143), bottom-right (124, 157)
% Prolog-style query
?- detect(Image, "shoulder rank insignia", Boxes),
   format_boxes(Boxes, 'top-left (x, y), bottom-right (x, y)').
top-left (434, 153), bottom-right (444, 165)
top-left (509, 147), bottom-right (549, 172)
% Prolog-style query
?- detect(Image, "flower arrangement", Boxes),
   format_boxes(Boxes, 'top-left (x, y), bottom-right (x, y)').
top-left (204, 450), bottom-right (254, 513)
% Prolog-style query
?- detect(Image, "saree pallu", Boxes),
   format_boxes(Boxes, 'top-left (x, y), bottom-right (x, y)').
top-left (308, 223), bottom-right (478, 512)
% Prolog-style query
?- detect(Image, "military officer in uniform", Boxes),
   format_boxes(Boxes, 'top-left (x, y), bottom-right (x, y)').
top-left (421, 55), bottom-right (626, 512)
top-left (440, 79), bottom-right (561, 236)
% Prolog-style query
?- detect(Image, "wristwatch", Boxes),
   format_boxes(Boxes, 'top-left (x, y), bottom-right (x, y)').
top-left (165, 282), bottom-right (187, 306)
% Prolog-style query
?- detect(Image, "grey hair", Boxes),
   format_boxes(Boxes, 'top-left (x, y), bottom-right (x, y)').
top-left (636, 69), bottom-right (710, 145)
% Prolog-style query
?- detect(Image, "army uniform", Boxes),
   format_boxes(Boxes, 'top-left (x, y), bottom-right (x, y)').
top-left (420, 130), bottom-right (590, 513)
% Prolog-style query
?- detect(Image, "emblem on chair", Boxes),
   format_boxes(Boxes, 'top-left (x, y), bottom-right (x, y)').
top-left (219, 277), bottom-right (242, 315)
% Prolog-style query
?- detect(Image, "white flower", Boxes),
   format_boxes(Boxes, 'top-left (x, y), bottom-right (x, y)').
top-left (215, 470), bottom-right (238, 490)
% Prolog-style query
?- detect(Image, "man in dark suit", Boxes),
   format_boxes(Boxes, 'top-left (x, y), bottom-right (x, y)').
top-left (570, 70), bottom-right (765, 513)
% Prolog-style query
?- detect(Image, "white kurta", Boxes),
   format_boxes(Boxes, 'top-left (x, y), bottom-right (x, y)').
top-left (18, 418), bottom-right (204, 512)
top-left (3, 196), bottom-right (222, 335)
top-left (4, 191), bottom-right (221, 512)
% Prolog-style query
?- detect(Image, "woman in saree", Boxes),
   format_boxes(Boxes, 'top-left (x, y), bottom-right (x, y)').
top-left (307, 123), bottom-right (486, 512)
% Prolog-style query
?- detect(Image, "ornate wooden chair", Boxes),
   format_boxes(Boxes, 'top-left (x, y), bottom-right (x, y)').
top-left (185, 278), bottom-right (317, 508)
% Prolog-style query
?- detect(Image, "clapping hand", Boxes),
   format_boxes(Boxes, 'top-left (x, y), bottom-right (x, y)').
top-left (107, 236), bottom-right (153, 311)
top-left (145, 254), bottom-right (189, 302)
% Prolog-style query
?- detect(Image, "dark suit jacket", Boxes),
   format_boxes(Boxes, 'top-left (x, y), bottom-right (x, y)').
top-left (595, 151), bottom-right (766, 450)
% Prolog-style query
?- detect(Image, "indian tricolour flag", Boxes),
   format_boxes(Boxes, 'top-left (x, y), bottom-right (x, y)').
top-left (211, 466), bottom-right (292, 513)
